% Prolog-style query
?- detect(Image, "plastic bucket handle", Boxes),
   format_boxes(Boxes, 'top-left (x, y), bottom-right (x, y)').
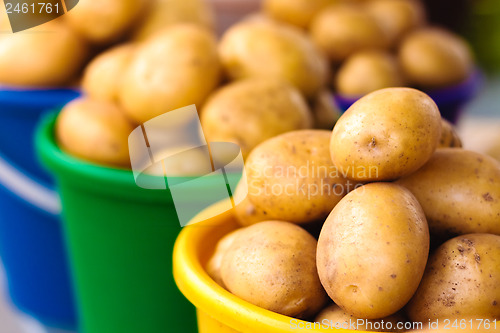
top-left (0, 155), bottom-right (60, 215)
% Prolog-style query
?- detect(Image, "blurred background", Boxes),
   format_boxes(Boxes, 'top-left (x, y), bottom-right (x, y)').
top-left (0, 0), bottom-right (499, 332)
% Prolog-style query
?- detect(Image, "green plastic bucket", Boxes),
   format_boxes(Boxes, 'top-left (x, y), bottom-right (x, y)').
top-left (35, 113), bottom-right (240, 333)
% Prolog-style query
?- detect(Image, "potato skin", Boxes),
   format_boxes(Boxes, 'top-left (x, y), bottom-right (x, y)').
top-left (219, 20), bottom-right (328, 98)
top-left (234, 195), bottom-right (266, 227)
top-left (396, 149), bottom-right (500, 237)
top-left (220, 221), bottom-right (327, 319)
top-left (438, 118), bottom-right (462, 148)
top-left (336, 50), bottom-right (405, 96)
top-left (133, 0), bottom-right (214, 41)
top-left (365, 0), bottom-right (425, 46)
top-left (310, 4), bottom-right (388, 62)
top-left (82, 44), bottom-right (135, 102)
top-left (245, 130), bottom-right (355, 224)
top-left (315, 304), bottom-right (407, 332)
top-left (56, 98), bottom-right (134, 167)
top-left (65, 0), bottom-right (149, 44)
top-left (330, 87), bottom-right (442, 181)
top-left (311, 89), bottom-right (342, 130)
top-left (119, 24), bottom-right (221, 123)
top-left (317, 183), bottom-right (430, 319)
top-left (206, 228), bottom-right (246, 289)
top-left (263, 0), bottom-right (337, 29)
top-left (201, 78), bottom-right (312, 158)
top-left (0, 21), bottom-right (87, 87)
top-left (406, 234), bottom-right (500, 322)
top-left (399, 28), bottom-right (474, 89)
top-left (233, 180), bottom-right (267, 227)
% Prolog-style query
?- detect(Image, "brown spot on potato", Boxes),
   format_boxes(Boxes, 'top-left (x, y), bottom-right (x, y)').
top-left (493, 301), bottom-right (498, 306)
top-left (475, 253), bottom-right (481, 263)
top-left (369, 137), bottom-right (376, 148)
top-left (391, 274), bottom-right (397, 279)
top-left (461, 238), bottom-right (474, 247)
top-left (348, 285), bottom-right (359, 294)
top-left (441, 295), bottom-right (456, 307)
top-left (483, 193), bottom-right (494, 202)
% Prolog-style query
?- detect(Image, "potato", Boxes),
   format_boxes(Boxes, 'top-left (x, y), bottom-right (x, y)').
top-left (119, 24), bottom-right (221, 124)
top-left (201, 78), bottom-right (312, 158)
top-left (330, 87), bottom-right (442, 181)
top-left (0, 21), bottom-right (87, 87)
top-left (64, 0), bottom-right (149, 44)
top-left (245, 130), bottom-right (356, 224)
top-left (56, 98), bottom-right (134, 167)
top-left (439, 118), bottom-right (462, 148)
top-left (82, 44), bottom-right (135, 102)
top-left (206, 228), bottom-right (246, 289)
top-left (142, 146), bottom-right (212, 177)
top-left (263, 0), bottom-right (337, 29)
top-left (234, 197), bottom-right (262, 227)
top-left (233, 180), bottom-right (273, 227)
top-left (399, 28), bottom-right (474, 88)
top-left (219, 20), bottom-right (328, 98)
top-left (0, 7), bottom-right (9, 32)
top-left (133, 0), bottom-right (214, 41)
top-left (336, 50), bottom-right (405, 96)
top-left (311, 89), bottom-right (342, 130)
top-left (220, 221), bottom-right (327, 318)
top-left (310, 4), bottom-right (388, 62)
top-left (315, 304), bottom-right (407, 332)
top-left (406, 234), bottom-right (500, 322)
top-left (317, 183), bottom-right (430, 319)
top-left (396, 149), bottom-right (500, 237)
top-left (234, 181), bottom-right (328, 234)
top-left (366, 0), bottom-right (425, 46)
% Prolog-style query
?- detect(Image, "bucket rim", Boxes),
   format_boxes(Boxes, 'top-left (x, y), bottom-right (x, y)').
top-left (173, 202), bottom-right (351, 333)
top-left (35, 113), bottom-right (239, 202)
top-left (0, 86), bottom-right (81, 112)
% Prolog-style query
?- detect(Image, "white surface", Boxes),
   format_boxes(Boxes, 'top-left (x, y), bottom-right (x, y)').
top-left (457, 76), bottom-right (500, 153)
top-left (458, 117), bottom-right (500, 154)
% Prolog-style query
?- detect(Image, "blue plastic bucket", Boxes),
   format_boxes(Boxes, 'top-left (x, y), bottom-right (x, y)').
top-left (0, 87), bottom-right (80, 329)
top-left (334, 69), bottom-right (483, 124)
top-left (0, 86), bottom-right (80, 182)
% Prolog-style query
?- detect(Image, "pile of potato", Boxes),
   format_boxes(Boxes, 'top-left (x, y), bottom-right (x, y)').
top-left (0, 0), bottom-right (214, 88)
top-left (55, 0), bottom-right (341, 167)
top-left (264, 0), bottom-right (474, 96)
top-left (18, 1), bottom-right (495, 330)
top-left (50, 0), bottom-right (478, 172)
top-left (208, 87), bottom-right (500, 331)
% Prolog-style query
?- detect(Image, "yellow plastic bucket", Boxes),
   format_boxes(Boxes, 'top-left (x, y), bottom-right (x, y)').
top-left (173, 201), bottom-right (356, 333)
